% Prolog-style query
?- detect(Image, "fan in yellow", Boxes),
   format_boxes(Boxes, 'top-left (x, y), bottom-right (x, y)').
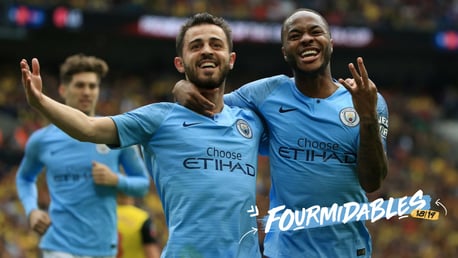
top-left (117, 193), bottom-right (161, 258)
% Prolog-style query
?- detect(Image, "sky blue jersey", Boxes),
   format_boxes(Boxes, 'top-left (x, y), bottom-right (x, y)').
top-left (111, 102), bottom-right (266, 258)
top-left (225, 75), bottom-right (389, 258)
top-left (16, 124), bottom-right (150, 256)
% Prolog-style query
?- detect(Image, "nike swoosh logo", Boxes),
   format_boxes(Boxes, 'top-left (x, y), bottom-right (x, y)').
top-left (182, 122), bottom-right (202, 127)
top-left (50, 147), bottom-right (67, 155)
top-left (279, 107), bottom-right (298, 113)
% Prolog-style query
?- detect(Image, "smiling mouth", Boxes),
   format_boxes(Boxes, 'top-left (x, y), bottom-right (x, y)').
top-left (200, 62), bottom-right (216, 68)
top-left (300, 49), bottom-right (319, 58)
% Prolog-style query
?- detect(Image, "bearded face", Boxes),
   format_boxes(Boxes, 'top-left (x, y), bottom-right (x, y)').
top-left (183, 53), bottom-right (232, 89)
top-left (175, 24), bottom-right (235, 90)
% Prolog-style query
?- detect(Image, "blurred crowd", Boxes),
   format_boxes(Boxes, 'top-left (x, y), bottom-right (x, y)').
top-left (1, 1), bottom-right (458, 257)
top-left (8, 0), bottom-right (458, 31)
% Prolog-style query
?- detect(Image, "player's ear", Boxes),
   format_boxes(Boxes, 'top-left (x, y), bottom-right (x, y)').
top-left (58, 84), bottom-right (66, 98)
top-left (229, 52), bottom-right (236, 70)
top-left (330, 38), bottom-right (334, 53)
top-left (174, 57), bottom-right (185, 73)
top-left (281, 47), bottom-right (288, 61)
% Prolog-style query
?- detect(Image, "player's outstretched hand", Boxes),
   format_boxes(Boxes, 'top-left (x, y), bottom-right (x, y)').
top-left (20, 58), bottom-right (44, 108)
top-left (338, 57), bottom-right (378, 119)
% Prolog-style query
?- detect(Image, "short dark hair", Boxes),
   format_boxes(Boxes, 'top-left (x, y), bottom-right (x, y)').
top-left (176, 12), bottom-right (233, 57)
top-left (59, 54), bottom-right (109, 85)
top-left (281, 8), bottom-right (330, 44)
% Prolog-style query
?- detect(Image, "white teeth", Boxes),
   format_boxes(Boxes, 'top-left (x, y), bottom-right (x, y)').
top-left (201, 62), bottom-right (216, 68)
top-left (301, 50), bottom-right (318, 57)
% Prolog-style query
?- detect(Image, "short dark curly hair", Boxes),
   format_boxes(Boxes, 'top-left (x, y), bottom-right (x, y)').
top-left (59, 53), bottom-right (109, 85)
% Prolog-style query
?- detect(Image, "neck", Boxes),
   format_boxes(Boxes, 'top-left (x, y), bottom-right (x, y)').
top-left (294, 68), bottom-right (337, 98)
top-left (199, 86), bottom-right (225, 114)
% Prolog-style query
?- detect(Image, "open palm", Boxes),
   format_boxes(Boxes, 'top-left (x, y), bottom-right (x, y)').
top-left (20, 58), bottom-right (44, 108)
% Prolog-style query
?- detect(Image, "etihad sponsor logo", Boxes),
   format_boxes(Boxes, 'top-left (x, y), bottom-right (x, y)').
top-left (278, 137), bottom-right (356, 163)
top-left (53, 172), bottom-right (92, 182)
top-left (278, 147), bottom-right (356, 163)
top-left (183, 147), bottom-right (255, 176)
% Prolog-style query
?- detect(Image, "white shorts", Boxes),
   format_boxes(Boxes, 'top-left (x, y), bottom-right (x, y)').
top-left (42, 250), bottom-right (116, 258)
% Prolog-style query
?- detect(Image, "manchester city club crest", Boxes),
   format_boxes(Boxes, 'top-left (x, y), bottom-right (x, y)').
top-left (339, 107), bottom-right (360, 127)
top-left (236, 119), bottom-right (253, 139)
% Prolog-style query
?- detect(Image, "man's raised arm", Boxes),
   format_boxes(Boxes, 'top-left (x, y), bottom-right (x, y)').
top-left (338, 57), bottom-right (388, 192)
top-left (20, 58), bottom-right (119, 145)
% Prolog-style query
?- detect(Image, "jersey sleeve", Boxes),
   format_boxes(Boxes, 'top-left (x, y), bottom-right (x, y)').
top-left (117, 145), bottom-right (150, 197)
top-left (15, 132), bottom-right (45, 217)
top-left (376, 92), bottom-right (389, 150)
top-left (111, 103), bottom-right (174, 148)
top-left (224, 75), bottom-right (286, 112)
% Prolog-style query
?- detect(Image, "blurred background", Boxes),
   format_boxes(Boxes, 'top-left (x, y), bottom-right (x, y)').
top-left (0, 1), bottom-right (457, 257)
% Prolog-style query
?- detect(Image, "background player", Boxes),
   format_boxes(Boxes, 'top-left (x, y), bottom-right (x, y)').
top-left (16, 54), bottom-right (150, 258)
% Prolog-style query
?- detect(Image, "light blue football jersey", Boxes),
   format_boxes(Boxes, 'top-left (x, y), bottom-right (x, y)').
top-left (225, 75), bottom-right (389, 258)
top-left (16, 125), bottom-right (150, 256)
top-left (111, 103), bottom-right (266, 258)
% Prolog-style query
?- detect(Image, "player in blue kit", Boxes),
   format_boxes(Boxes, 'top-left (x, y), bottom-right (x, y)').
top-left (16, 54), bottom-right (150, 258)
top-left (173, 9), bottom-right (389, 258)
top-left (20, 13), bottom-right (266, 258)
